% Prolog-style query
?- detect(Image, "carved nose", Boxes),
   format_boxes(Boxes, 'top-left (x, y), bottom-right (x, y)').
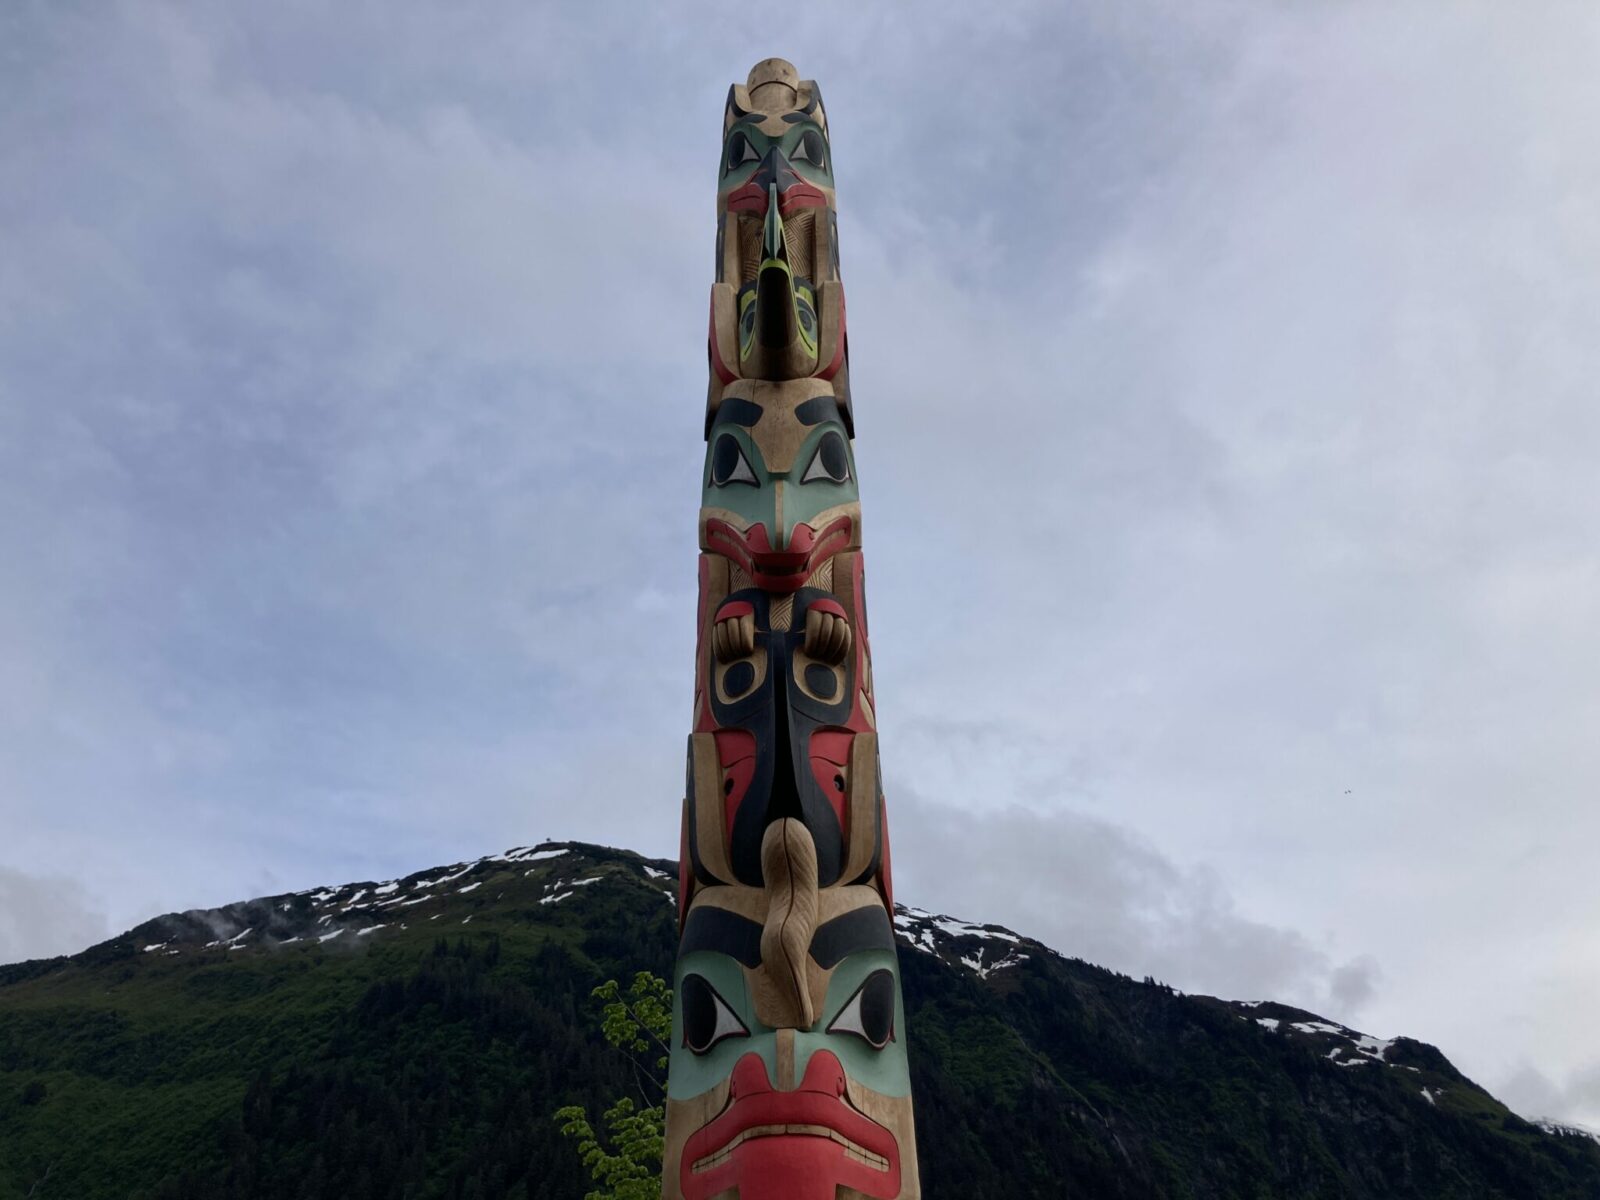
top-left (751, 146), bottom-right (802, 207)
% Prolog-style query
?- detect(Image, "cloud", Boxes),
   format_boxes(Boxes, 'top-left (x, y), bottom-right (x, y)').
top-left (891, 784), bottom-right (1379, 1018)
top-left (0, 866), bottom-right (108, 963)
top-left (2, 0), bottom-right (1600, 1129)
top-left (1498, 1062), bottom-right (1600, 1132)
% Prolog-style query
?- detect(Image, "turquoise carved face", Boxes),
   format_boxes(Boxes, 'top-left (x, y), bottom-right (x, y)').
top-left (665, 887), bottom-right (913, 1200)
top-left (700, 392), bottom-right (859, 592)
top-left (668, 946), bottom-right (909, 1102)
top-left (718, 116), bottom-right (834, 200)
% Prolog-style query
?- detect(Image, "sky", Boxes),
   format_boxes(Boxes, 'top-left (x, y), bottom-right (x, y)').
top-left (3, 0), bottom-right (1599, 1128)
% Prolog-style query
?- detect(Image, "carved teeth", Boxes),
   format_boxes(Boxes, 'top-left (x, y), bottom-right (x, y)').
top-left (689, 1123), bottom-right (891, 1173)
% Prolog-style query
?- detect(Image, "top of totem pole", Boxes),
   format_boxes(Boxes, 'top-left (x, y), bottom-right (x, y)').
top-left (725, 57), bottom-right (825, 132)
top-left (747, 57), bottom-right (798, 104)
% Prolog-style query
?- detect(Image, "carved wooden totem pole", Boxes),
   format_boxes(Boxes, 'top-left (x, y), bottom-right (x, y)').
top-left (665, 59), bottom-right (921, 1200)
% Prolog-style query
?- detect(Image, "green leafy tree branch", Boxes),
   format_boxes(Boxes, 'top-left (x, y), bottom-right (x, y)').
top-left (555, 971), bottom-right (673, 1200)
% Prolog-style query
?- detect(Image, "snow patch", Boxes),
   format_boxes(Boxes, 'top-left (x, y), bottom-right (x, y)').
top-left (519, 848), bottom-right (568, 863)
top-left (1291, 1021), bottom-right (1346, 1036)
top-left (1536, 1120), bottom-right (1600, 1145)
top-left (1351, 1034), bottom-right (1393, 1062)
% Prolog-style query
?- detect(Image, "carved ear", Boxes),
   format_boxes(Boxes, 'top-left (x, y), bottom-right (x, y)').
top-left (756, 818), bottom-right (819, 1028)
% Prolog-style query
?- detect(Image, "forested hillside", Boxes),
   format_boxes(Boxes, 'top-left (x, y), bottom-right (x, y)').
top-left (2, 843), bottom-right (1596, 1199)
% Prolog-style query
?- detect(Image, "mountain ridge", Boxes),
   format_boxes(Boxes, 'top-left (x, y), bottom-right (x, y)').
top-left (2, 841), bottom-right (1597, 1199)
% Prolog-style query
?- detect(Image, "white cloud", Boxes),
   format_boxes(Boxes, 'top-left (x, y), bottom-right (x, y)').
top-left (3, 0), bottom-right (1600, 1128)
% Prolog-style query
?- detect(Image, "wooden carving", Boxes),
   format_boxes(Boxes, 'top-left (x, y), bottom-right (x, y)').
top-left (666, 57), bottom-right (921, 1200)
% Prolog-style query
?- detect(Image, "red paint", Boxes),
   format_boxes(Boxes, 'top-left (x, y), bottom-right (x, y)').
top-left (708, 296), bottom-right (737, 384)
top-left (849, 553), bottom-right (869, 640)
top-left (704, 515), bottom-right (854, 594)
top-left (725, 179), bottom-right (829, 218)
top-left (809, 728), bottom-right (852, 829)
top-left (809, 729), bottom-right (852, 766)
top-left (715, 599), bottom-right (755, 621)
top-left (807, 597), bottom-right (846, 620)
top-left (714, 729), bottom-right (758, 839)
top-left (809, 729), bottom-right (852, 826)
top-left (681, 1051), bottom-right (900, 1200)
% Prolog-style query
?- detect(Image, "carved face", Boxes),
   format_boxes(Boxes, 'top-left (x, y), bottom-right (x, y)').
top-left (693, 586), bottom-right (877, 890)
top-left (701, 384), bottom-right (859, 592)
top-left (665, 884), bottom-right (914, 1200)
top-left (710, 74), bottom-right (843, 383)
top-left (719, 111), bottom-right (834, 215)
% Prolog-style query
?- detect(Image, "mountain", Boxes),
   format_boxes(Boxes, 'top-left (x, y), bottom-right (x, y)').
top-left (2, 842), bottom-right (1597, 1200)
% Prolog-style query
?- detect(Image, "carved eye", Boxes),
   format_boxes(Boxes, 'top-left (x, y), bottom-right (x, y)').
top-left (791, 129), bottom-right (827, 171)
top-left (710, 434), bottom-right (758, 487)
top-left (800, 431), bottom-right (850, 484)
top-left (827, 968), bottom-right (895, 1049)
top-left (682, 974), bottom-right (748, 1054)
top-left (725, 131), bottom-right (759, 174)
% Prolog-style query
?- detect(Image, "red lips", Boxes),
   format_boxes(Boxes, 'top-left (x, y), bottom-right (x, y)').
top-left (704, 516), bottom-right (853, 594)
top-left (726, 179), bottom-right (829, 217)
top-left (682, 1051), bottom-right (901, 1200)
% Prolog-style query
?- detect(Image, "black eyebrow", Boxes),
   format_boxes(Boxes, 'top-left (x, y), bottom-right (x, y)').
top-left (711, 397), bottom-right (764, 430)
top-left (809, 904), bottom-right (895, 968)
top-left (680, 906), bottom-right (763, 967)
top-left (794, 396), bottom-right (843, 428)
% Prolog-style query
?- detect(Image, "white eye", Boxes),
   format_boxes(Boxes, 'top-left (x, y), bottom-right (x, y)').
top-left (682, 973), bottom-right (749, 1054)
top-left (725, 131), bottom-right (760, 173)
top-left (826, 968), bottom-right (895, 1049)
top-left (800, 431), bottom-right (850, 484)
top-left (791, 129), bottom-right (827, 170)
top-left (710, 434), bottom-right (759, 487)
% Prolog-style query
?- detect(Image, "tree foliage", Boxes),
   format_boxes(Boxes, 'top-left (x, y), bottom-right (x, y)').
top-left (553, 971), bottom-right (672, 1200)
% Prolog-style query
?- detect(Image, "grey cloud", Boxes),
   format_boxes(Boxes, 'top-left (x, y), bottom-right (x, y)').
top-left (891, 785), bottom-right (1378, 1020)
top-left (1498, 1062), bottom-right (1600, 1131)
top-left (3, 0), bottom-right (1600, 1131)
top-left (0, 866), bottom-right (108, 963)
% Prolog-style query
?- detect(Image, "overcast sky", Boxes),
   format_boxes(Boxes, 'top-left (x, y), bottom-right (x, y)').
top-left (4, 0), bottom-right (1600, 1128)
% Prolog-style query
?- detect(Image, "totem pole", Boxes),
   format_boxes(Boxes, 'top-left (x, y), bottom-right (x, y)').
top-left (664, 59), bottom-right (921, 1200)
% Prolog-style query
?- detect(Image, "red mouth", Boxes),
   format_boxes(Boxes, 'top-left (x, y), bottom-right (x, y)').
top-left (682, 1051), bottom-right (901, 1200)
top-left (704, 516), bottom-right (853, 593)
top-left (725, 179), bottom-right (829, 217)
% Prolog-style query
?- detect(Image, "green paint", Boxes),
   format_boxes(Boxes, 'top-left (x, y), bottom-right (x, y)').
top-left (702, 420), bottom-right (856, 550)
